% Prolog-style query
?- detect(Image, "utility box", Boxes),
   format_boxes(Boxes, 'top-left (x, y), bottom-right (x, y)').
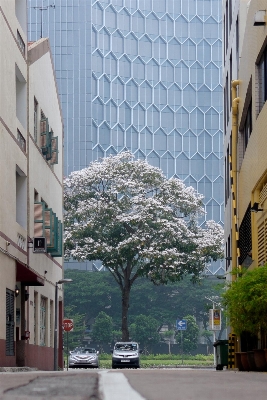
top-left (214, 340), bottom-right (228, 370)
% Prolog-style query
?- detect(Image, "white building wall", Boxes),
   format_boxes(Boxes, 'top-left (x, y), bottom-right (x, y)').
top-left (0, 1), bottom-right (63, 369)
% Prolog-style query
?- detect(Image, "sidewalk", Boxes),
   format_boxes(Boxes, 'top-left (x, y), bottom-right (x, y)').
top-left (0, 370), bottom-right (100, 400)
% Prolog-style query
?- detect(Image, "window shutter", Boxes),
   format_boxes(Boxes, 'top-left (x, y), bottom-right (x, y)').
top-left (50, 136), bottom-right (59, 165)
top-left (34, 202), bottom-right (45, 237)
top-left (40, 118), bottom-right (49, 155)
top-left (47, 213), bottom-right (58, 252)
top-left (44, 208), bottom-right (53, 246)
top-left (46, 131), bottom-right (53, 161)
top-left (6, 289), bottom-right (15, 356)
top-left (49, 220), bottom-right (63, 257)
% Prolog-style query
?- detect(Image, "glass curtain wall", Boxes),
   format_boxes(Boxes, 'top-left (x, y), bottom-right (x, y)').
top-left (28, 0), bottom-right (223, 274)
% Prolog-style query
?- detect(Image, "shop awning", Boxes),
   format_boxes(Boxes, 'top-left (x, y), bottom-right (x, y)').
top-left (16, 262), bottom-right (45, 286)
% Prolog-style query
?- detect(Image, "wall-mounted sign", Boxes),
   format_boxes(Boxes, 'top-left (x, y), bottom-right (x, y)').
top-left (33, 237), bottom-right (46, 253)
top-left (209, 309), bottom-right (221, 331)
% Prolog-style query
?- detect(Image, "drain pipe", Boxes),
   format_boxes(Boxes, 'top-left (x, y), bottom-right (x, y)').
top-left (231, 80), bottom-right (241, 276)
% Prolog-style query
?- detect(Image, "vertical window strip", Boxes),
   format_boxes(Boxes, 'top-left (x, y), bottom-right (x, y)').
top-left (40, 296), bottom-right (46, 346)
top-left (6, 289), bottom-right (15, 356)
top-left (34, 291), bottom-right (38, 345)
top-left (34, 98), bottom-right (38, 142)
top-left (50, 300), bottom-right (53, 347)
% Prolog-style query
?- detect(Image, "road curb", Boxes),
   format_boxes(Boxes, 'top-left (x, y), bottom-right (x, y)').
top-left (0, 367), bottom-right (38, 373)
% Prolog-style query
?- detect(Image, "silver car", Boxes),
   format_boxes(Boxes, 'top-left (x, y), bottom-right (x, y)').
top-left (68, 348), bottom-right (99, 369)
top-left (111, 342), bottom-right (141, 369)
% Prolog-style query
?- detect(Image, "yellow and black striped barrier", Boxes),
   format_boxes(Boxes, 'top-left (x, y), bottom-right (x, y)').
top-left (228, 333), bottom-right (237, 369)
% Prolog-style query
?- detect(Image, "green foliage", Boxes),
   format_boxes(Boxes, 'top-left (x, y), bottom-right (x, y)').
top-left (98, 353), bottom-right (213, 361)
top-left (175, 315), bottom-right (200, 353)
top-left (91, 311), bottom-right (113, 344)
top-left (162, 330), bottom-right (175, 339)
top-left (223, 265), bottom-right (267, 335)
top-left (64, 270), bottom-right (223, 333)
top-left (98, 353), bottom-right (213, 368)
top-left (129, 314), bottom-right (160, 346)
top-left (64, 305), bottom-right (85, 351)
top-left (112, 330), bottom-right (122, 342)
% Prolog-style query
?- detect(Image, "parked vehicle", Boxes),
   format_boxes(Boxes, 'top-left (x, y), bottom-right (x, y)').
top-left (69, 348), bottom-right (99, 368)
top-left (111, 342), bottom-right (141, 369)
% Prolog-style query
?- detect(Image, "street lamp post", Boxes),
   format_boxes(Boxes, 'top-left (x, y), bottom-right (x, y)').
top-left (54, 279), bottom-right (73, 371)
top-left (205, 296), bottom-right (221, 366)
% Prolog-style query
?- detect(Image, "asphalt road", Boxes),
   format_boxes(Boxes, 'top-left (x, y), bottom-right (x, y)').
top-left (1, 368), bottom-right (267, 400)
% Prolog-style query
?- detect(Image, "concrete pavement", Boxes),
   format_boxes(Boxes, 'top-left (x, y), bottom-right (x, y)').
top-left (1, 368), bottom-right (267, 400)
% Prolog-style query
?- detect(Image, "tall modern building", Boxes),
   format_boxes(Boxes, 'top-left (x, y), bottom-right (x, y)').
top-left (29, 0), bottom-right (224, 274)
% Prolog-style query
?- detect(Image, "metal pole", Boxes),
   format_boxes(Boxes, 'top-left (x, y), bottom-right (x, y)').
top-left (67, 331), bottom-right (69, 371)
top-left (54, 283), bottom-right (58, 371)
top-left (213, 301), bottom-right (216, 366)
top-left (181, 330), bottom-right (183, 365)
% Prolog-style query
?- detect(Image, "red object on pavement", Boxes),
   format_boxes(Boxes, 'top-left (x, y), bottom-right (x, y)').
top-left (63, 318), bottom-right (74, 332)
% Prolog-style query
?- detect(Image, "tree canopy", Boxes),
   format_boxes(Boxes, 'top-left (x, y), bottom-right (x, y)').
top-left (223, 266), bottom-right (267, 335)
top-left (129, 314), bottom-right (160, 348)
top-left (64, 152), bottom-right (223, 340)
top-left (91, 311), bottom-right (113, 344)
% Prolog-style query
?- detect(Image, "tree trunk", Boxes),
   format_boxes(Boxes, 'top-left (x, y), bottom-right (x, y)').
top-left (121, 280), bottom-right (131, 341)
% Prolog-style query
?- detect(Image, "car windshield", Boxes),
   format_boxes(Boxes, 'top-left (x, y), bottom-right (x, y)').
top-left (83, 348), bottom-right (96, 354)
top-left (74, 348), bottom-right (96, 354)
top-left (115, 343), bottom-right (137, 351)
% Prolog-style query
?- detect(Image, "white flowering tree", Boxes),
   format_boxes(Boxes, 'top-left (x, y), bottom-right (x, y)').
top-left (64, 152), bottom-right (223, 341)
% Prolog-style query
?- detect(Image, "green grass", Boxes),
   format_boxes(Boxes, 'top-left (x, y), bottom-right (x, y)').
top-left (98, 354), bottom-right (214, 369)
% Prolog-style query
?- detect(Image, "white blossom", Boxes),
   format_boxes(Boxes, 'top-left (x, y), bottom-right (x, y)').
top-left (64, 152), bottom-right (223, 285)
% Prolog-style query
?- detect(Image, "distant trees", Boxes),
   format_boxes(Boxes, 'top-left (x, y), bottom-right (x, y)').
top-left (129, 315), bottom-right (160, 350)
top-left (91, 311), bottom-right (113, 345)
top-left (175, 315), bottom-right (200, 353)
top-left (64, 270), bottom-right (223, 331)
top-left (63, 305), bottom-right (85, 351)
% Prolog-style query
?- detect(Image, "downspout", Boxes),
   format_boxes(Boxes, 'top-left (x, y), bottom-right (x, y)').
top-left (231, 80), bottom-right (241, 276)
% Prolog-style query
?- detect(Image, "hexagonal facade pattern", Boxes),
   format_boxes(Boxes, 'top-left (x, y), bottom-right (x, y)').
top-left (28, 0), bottom-right (223, 274)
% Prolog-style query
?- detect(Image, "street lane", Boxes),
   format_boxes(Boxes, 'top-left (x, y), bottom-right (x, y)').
top-left (1, 368), bottom-right (267, 400)
top-left (122, 369), bottom-right (267, 400)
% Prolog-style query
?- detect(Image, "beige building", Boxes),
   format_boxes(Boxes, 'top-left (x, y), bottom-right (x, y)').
top-left (0, 1), bottom-right (64, 369)
top-left (224, 0), bottom-right (267, 354)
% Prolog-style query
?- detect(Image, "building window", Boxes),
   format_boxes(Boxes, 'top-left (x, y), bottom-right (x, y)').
top-left (16, 166), bottom-right (27, 229)
top-left (225, 146), bottom-right (230, 204)
top-left (243, 100), bottom-right (252, 152)
top-left (40, 111), bottom-right (59, 165)
top-left (230, 52), bottom-right (232, 110)
top-left (6, 289), bottom-right (15, 356)
top-left (258, 219), bottom-right (267, 265)
top-left (225, 1), bottom-right (228, 52)
top-left (34, 98), bottom-right (38, 142)
top-left (34, 292), bottom-right (38, 345)
top-left (236, 17), bottom-right (239, 74)
top-left (50, 300), bottom-right (53, 347)
top-left (229, 0), bottom-right (232, 29)
top-left (223, 16), bottom-right (225, 66)
top-left (226, 235), bottom-right (231, 271)
top-left (16, 65), bottom-right (27, 128)
top-left (17, 30), bottom-right (25, 55)
top-left (258, 47), bottom-right (267, 112)
top-left (239, 205), bottom-right (252, 266)
top-left (17, 129), bottom-right (26, 152)
top-left (40, 296), bottom-right (47, 346)
top-left (225, 73), bottom-right (229, 127)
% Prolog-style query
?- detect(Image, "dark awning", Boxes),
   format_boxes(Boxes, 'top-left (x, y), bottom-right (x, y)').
top-left (16, 262), bottom-right (45, 286)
